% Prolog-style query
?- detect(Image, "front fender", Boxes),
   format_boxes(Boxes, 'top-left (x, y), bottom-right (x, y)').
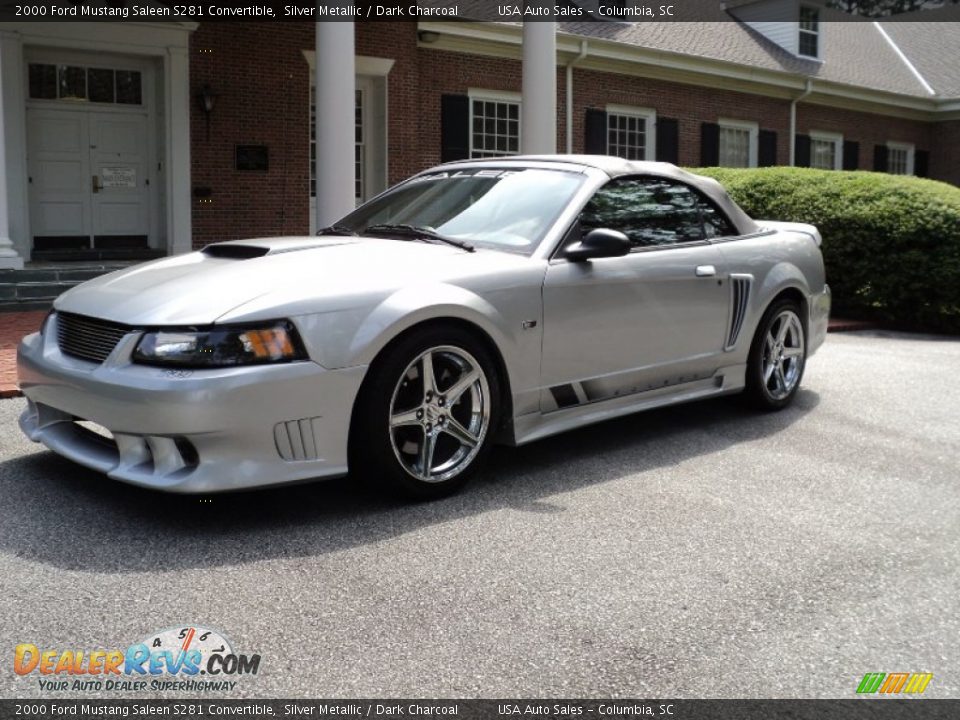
top-left (293, 282), bottom-right (544, 418)
top-left (346, 284), bottom-right (517, 368)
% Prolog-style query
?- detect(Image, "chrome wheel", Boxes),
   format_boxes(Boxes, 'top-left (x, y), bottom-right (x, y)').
top-left (762, 310), bottom-right (805, 400)
top-left (388, 345), bottom-right (491, 484)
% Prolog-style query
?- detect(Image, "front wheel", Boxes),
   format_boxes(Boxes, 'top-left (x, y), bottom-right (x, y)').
top-left (744, 300), bottom-right (806, 410)
top-left (350, 327), bottom-right (501, 499)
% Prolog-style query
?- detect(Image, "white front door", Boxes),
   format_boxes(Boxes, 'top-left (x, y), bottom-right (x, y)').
top-left (27, 108), bottom-right (150, 251)
top-left (89, 113), bottom-right (150, 243)
top-left (27, 109), bottom-right (92, 243)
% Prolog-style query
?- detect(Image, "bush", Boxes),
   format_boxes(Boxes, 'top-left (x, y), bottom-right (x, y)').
top-left (692, 166), bottom-right (960, 332)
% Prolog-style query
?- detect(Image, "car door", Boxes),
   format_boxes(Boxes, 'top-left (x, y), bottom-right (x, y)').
top-left (540, 175), bottom-right (735, 410)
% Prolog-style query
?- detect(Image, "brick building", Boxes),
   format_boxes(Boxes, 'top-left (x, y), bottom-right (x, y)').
top-left (0, 3), bottom-right (957, 278)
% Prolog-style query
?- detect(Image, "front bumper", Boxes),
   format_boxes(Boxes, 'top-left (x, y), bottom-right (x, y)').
top-left (17, 314), bottom-right (367, 493)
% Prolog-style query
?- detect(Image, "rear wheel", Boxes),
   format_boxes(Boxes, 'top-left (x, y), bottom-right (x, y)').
top-left (350, 326), bottom-right (500, 499)
top-left (744, 299), bottom-right (806, 410)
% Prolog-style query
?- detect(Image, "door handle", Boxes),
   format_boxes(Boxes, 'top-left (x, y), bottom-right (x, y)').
top-left (92, 175), bottom-right (101, 194)
top-left (695, 265), bottom-right (716, 277)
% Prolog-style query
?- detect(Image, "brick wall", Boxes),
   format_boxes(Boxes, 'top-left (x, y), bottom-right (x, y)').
top-left (570, 69), bottom-right (793, 165)
top-left (188, 23), bottom-right (952, 249)
top-left (796, 104), bottom-right (932, 171)
top-left (190, 22), bottom-right (313, 248)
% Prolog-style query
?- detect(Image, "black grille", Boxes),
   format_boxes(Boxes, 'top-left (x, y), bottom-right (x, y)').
top-left (57, 312), bottom-right (133, 363)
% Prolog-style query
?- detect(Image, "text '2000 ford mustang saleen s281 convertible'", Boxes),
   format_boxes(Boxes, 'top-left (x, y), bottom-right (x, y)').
top-left (18, 156), bottom-right (830, 498)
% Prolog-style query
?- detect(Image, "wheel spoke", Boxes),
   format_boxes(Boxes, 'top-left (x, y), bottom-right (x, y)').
top-left (442, 416), bottom-right (479, 449)
top-left (420, 351), bottom-right (437, 399)
top-left (445, 368), bottom-right (480, 406)
top-left (390, 408), bottom-right (421, 428)
top-left (776, 318), bottom-right (790, 344)
top-left (418, 431), bottom-right (437, 479)
top-left (783, 347), bottom-right (803, 359)
top-left (763, 360), bottom-right (776, 384)
top-left (775, 365), bottom-right (787, 393)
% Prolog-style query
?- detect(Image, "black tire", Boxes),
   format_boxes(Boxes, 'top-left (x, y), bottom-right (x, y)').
top-left (744, 298), bottom-right (807, 411)
top-left (349, 325), bottom-right (501, 499)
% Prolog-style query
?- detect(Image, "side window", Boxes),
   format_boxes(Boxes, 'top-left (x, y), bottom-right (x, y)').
top-left (700, 200), bottom-right (735, 239)
top-left (580, 177), bottom-right (734, 248)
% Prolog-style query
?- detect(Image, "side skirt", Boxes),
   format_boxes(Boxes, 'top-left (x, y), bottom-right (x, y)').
top-left (510, 364), bottom-right (747, 446)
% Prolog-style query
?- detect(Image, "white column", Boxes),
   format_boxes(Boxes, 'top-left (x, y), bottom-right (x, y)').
top-left (166, 46), bottom-right (192, 256)
top-left (0, 33), bottom-right (23, 270)
top-left (521, 19), bottom-right (557, 155)
top-left (315, 20), bottom-right (355, 228)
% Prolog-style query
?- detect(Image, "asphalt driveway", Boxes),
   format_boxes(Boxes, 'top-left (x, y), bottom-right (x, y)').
top-left (0, 330), bottom-right (957, 699)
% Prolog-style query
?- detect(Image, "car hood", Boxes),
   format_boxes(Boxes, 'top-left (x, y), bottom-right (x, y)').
top-left (54, 236), bottom-right (537, 325)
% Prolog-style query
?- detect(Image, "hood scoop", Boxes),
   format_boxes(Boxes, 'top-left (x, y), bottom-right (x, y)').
top-left (202, 244), bottom-right (271, 259)
top-left (202, 238), bottom-right (358, 259)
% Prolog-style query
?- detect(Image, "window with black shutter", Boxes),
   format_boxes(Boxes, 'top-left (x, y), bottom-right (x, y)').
top-left (441, 94), bottom-right (470, 163)
top-left (758, 130), bottom-right (777, 167)
top-left (656, 118), bottom-right (679, 164)
top-left (584, 108), bottom-right (607, 154)
top-left (700, 123), bottom-right (720, 166)
top-left (842, 141), bottom-right (859, 170)
top-left (794, 134), bottom-right (811, 167)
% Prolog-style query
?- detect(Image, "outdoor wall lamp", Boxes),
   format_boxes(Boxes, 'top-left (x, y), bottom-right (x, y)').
top-left (197, 85), bottom-right (217, 141)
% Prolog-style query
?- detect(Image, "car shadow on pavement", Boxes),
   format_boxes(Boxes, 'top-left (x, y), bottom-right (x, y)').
top-left (0, 390), bottom-right (819, 573)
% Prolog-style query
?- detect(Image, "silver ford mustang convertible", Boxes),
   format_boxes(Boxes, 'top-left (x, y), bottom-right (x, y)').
top-left (18, 156), bottom-right (830, 497)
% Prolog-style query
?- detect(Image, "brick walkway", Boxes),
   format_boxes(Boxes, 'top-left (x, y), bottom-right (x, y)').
top-left (0, 309), bottom-right (874, 399)
top-left (0, 311), bottom-right (46, 398)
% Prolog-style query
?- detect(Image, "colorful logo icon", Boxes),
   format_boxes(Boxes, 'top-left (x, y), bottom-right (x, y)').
top-left (856, 672), bottom-right (933, 695)
top-left (13, 625), bottom-right (260, 692)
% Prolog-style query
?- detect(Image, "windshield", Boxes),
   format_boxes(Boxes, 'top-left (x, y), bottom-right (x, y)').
top-left (336, 168), bottom-right (586, 255)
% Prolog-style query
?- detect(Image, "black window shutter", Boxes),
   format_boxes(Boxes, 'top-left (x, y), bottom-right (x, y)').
top-left (700, 123), bottom-right (719, 166)
top-left (655, 117), bottom-right (679, 164)
top-left (440, 94), bottom-right (470, 162)
top-left (915, 150), bottom-right (929, 177)
top-left (873, 145), bottom-right (889, 172)
top-left (758, 129), bottom-right (777, 167)
top-left (842, 141), bottom-right (859, 170)
top-left (585, 109), bottom-right (607, 154)
top-left (794, 134), bottom-right (811, 167)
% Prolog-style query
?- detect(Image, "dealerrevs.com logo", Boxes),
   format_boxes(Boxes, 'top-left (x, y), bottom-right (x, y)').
top-left (13, 626), bottom-right (260, 692)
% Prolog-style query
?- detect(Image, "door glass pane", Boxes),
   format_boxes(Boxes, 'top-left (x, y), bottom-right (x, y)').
top-left (88, 68), bottom-right (115, 103)
top-left (116, 70), bottom-right (142, 105)
top-left (28, 64), bottom-right (57, 99)
top-left (581, 178), bottom-right (709, 248)
top-left (58, 66), bottom-right (86, 100)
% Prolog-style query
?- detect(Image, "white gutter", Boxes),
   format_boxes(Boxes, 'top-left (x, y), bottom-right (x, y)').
top-left (789, 79), bottom-right (813, 166)
top-left (874, 21), bottom-right (936, 96)
top-left (566, 40), bottom-right (589, 154)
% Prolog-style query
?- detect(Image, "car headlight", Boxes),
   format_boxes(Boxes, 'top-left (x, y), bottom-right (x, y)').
top-left (132, 320), bottom-right (307, 368)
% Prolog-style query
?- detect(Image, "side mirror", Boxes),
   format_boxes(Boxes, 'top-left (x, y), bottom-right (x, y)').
top-left (564, 228), bottom-right (631, 262)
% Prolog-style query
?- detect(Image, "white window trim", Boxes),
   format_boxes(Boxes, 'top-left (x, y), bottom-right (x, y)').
top-left (809, 130), bottom-right (843, 170)
top-left (605, 104), bottom-right (657, 161)
top-left (718, 118), bottom-right (759, 168)
top-left (467, 88), bottom-right (522, 158)
top-left (887, 141), bottom-right (915, 175)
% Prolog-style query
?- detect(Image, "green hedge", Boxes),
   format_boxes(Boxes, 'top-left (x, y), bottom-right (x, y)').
top-left (692, 167), bottom-right (960, 332)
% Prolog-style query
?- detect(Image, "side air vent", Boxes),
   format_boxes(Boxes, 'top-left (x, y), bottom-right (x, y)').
top-left (725, 275), bottom-right (753, 350)
top-left (202, 244), bottom-right (270, 259)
